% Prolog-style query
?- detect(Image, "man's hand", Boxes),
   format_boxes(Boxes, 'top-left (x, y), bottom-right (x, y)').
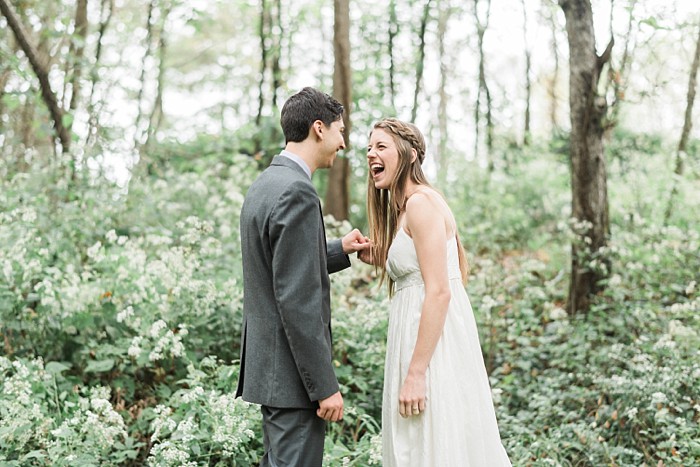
top-left (341, 228), bottom-right (371, 255)
top-left (317, 391), bottom-right (344, 422)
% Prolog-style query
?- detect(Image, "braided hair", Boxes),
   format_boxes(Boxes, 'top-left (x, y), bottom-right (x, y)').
top-left (366, 118), bottom-right (469, 294)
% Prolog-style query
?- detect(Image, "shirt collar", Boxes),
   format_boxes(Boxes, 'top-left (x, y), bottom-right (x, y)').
top-left (280, 150), bottom-right (312, 179)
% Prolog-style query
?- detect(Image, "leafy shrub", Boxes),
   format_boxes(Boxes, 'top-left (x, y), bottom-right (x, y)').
top-left (1, 133), bottom-right (698, 466)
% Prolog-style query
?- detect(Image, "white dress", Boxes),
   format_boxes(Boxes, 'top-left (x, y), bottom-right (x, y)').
top-left (382, 227), bottom-right (511, 466)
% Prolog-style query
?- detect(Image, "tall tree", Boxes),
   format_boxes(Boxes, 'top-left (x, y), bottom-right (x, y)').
top-left (86, 0), bottom-right (115, 151)
top-left (0, 32), bottom-right (15, 140)
top-left (388, 0), bottom-right (399, 112)
top-left (134, 0), bottom-right (158, 148)
top-left (0, 0), bottom-right (71, 153)
top-left (547, 4), bottom-right (561, 134)
top-left (270, 0), bottom-right (282, 111)
top-left (559, 0), bottom-right (614, 315)
top-left (67, 0), bottom-right (88, 116)
top-left (411, 0), bottom-right (432, 122)
top-left (144, 7), bottom-right (171, 150)
top-left (605, 0), bottom-right (637, 132)
top-left (673, 20), bottom-right (700, 177)
top-left (324, 0), bottom-right (352, 221)
top-left (436, 0), bottom-right (451, 186)
top-left (473, 0), bottom-right (493, 170)
top-left (256, 0), bottom-right (270, 126)
top-left (521, 0), bottom-right (532, 146)
top-left (665, 19), bottom-right (700, 223)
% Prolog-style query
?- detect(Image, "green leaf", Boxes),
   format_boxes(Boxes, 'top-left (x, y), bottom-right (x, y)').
top-left (21, 451), bottom-right (46, 461)
top-left (45, 361), bottom-right (71, 375)
top-left (85, 359), bottom-right (115, 373)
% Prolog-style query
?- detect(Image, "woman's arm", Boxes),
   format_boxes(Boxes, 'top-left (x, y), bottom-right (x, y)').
top-left (398, 192), bottom-right (452, 417)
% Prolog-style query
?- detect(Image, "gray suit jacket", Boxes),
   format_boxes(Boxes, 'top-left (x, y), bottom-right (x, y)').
top-left (236, 155), bottom-right (351, 409)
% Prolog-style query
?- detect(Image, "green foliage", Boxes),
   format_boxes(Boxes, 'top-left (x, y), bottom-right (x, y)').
top-left (1, 130), bottom-right (699, 465)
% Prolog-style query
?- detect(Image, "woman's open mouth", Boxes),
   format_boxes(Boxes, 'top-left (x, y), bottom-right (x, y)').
top-left (370, 163), bottom-right (385, 178)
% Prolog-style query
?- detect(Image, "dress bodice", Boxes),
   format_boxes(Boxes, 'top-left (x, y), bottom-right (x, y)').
top-left (386, 227), bottom-right (462, 292)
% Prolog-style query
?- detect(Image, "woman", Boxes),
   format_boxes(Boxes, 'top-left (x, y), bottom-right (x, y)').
top-left (364, 118), bottom-right (511, 466)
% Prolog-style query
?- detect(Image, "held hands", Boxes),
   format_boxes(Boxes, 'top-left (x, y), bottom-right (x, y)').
top-left (317, 391), bottom-right (344, 422)
top-left (341, 228), bottom-right (371, 256)
top-left (398, 371), bottom-right (427, 418)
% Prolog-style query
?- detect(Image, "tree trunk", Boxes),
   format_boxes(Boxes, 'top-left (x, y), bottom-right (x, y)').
top-left (436, 0), bottom-right (450, 187)
top-left (0, 0), bottom-right (71, 153)
top-left (256, 0), bottom-right (269, 126)
top-left (86, 0), bottom-right (114, 151)
top-left (324, 0), bottom-right (352, 221)
top-left (145, 15), bottom-right (169, 150)
top-left (134, 0), bottom-right (157, 148)
top-left (674, 20), bottom-right (700, 177)
top-left (664, 20), bottom-right (700, 223)
top-left (270, 0), bottom-right (282, 111)
top-left (0, 33), bottom-right (12, 126)
top-left (521, 0), bottom-right (531, 146)
top-left (606, 0), bottom-right (637, 132)
top-left (411, 0), bottom-right (432, 123)
top-left (559, 0), bottom-right (613, 315)
top-left (548, 5), bottom-right (560, 133)
top-left (473, 0), bottom-right (493, 169)
top-left (68, 0), bottom-right (88, 114)
top-left (388, 0), bottom-right (398, 112)
top-left (21, 97), bottom-right (36, 156)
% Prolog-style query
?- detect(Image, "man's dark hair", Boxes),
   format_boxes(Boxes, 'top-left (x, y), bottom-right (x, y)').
top-left (280, 87), bottom-right (344, 143)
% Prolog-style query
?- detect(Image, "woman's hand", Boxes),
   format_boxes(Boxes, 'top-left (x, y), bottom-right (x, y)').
top-left (398, 371), bottom-right (427, 418)
top-left (341, 228), bottom-right (371, 255)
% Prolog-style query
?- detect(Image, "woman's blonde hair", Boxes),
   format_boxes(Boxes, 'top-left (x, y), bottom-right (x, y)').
top-left (366, 118), bottom-right (469, 294)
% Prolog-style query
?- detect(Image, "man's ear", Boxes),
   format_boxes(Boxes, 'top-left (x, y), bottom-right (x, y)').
top-left (312, 120), bottom-right (324, 140)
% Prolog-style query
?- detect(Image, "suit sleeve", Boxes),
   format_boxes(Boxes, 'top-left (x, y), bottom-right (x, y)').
top-left (269, 182), bottom-right (339, 402)
top-left (326, 239), bottom-right (351, 274)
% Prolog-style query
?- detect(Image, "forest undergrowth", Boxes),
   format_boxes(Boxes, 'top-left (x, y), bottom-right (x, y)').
top-left (1, 133), bottom-right (699, 466)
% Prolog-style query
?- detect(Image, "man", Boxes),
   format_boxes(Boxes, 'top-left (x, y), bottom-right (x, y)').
top-left (237, 87), bottom-right (370, 466)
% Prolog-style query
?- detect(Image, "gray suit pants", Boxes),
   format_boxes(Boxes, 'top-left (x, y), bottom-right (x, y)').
top-left (260, 406), bottom-right (326, 467)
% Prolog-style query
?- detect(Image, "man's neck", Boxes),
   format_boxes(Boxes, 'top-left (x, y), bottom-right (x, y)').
top-left (285, 142), bottom-right (317, 174)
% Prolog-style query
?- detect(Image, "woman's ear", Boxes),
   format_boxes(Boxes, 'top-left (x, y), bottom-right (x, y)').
top-left (410, 148), bottom-right (417, 163)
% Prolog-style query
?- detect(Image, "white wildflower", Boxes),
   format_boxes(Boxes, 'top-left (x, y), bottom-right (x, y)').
top-left (148, 441), bottom-right (195, 466)
top-left (174, 417), bottom-right (198, 443)
top-left (608, 274), bottom-right (622, 287)
top-left (550, 306), bottom-right (568, 321)
top-left (651, 392), bottom-right (667, 405)
top-left (116, 306), bottom-right (134, 323)
top-left (86, 241), bottom-right (104, 261)
top-left (491, 387), bottom-right (503, 404)
top-left (2, 260), bottom-right (12, 282)
top-left (368, 434), bottom-right (382, 465)
top-left (106, 229), bottom-right (118, 243)
top-left (668, 320), bottom-right (696, 339)
top-left (128, 336), bottom-right (144, 358)
top-left (481, 295), bottom-right (497, 311)
top-left (20, 207), bottom-right (37, 223)
top-left (149, 349), bottom-right (164, 362)
top-left (150, 320), bottom-right (167, 338)
top-left (180, 387), bottom-right (204, 404)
